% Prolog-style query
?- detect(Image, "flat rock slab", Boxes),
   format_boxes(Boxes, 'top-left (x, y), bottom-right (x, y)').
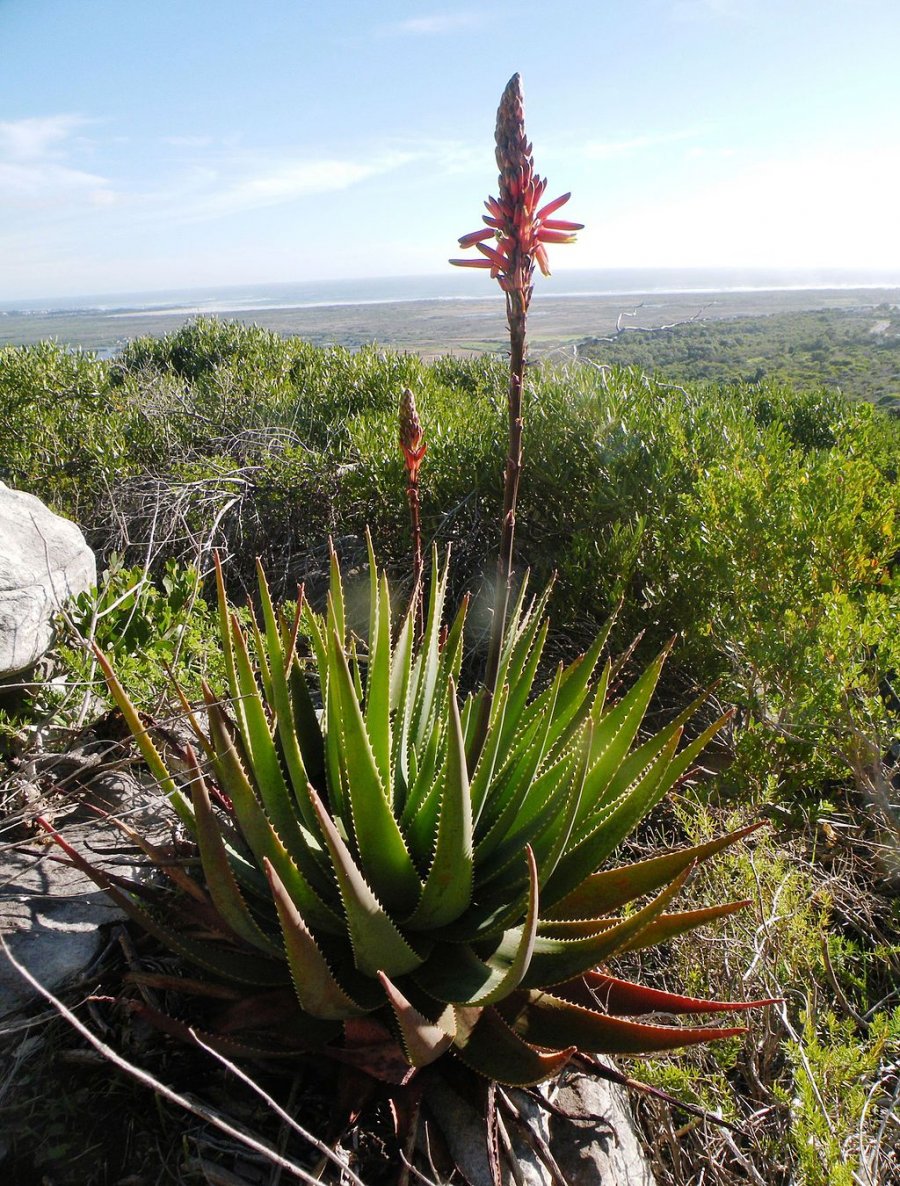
top-left (0, 482), bottom-right (96, 677)
top-left (0, 766), bottom-right (171, 1018)
top-left (0, 835), bottom-right (126, 1016)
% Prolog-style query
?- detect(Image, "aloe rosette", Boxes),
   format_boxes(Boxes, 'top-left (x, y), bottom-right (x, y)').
top-left (45, 543), bottom-right (770, 1087)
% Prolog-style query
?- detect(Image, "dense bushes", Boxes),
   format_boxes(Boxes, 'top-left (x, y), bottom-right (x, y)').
top-left (1, 319), bottom-right (898, 802)
top-left (2, 318), bottom-right (898, 1184)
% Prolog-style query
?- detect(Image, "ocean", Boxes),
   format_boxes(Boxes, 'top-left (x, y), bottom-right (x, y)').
top-left (3, 268), bottom-right (899, 356)
top-left (5, 267), bottom-right (900, 317)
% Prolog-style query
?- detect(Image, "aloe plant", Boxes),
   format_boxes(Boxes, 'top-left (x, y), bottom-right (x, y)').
top-left (41, 77), bottom-right (773, 1142)
top-left (44, 540), bottom-right (770, 1089)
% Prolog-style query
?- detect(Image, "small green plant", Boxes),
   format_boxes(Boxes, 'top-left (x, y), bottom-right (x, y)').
top-left (60, 556), bottom-right (220, 709)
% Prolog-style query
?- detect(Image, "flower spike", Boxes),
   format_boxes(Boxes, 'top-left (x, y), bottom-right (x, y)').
top-left (451, 74), bottom-right (583, 302)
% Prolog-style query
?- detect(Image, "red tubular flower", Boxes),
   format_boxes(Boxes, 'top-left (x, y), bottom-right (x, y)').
top-left (450, 74), bottom-right (582, 305)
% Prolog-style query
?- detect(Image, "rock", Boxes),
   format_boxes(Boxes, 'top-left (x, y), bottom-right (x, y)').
top-left (421, 1066), bottom-right (656, 1185)
top-left (0, 761), bottom-right (171, 1018)
top-left (0, 483), bottom-right (96, 678)
top-left (548, 1070), bottom-right (658, 1185)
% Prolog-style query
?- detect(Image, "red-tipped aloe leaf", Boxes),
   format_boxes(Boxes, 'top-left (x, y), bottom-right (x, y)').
top-left (377, 972), bottom-right (455, 1067)
top-left (555, 971), bottom-right (779, 1016)
top-left (452, 1005), bottom-right (575, 1087)
top-left (129, 1000), bottom-right (337, 1057)
top-left (504, 992), bottom-right (747, 1055)
top-left (38, 820), bottom-right (288, 987)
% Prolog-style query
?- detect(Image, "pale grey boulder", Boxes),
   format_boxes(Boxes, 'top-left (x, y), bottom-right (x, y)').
top-left (0, 483), bottom-right (96, 677)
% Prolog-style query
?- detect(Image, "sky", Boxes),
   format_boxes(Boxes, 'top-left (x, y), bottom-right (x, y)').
top-left (1, 0), bottom-right (899, 299)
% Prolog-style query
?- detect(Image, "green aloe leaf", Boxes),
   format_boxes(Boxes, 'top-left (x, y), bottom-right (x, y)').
top-left (92, 646), bottom-right (195, 831)
top-left (365, 569), bottom-right (393, 789)
top-left (577, 645), bottom-right (672, 825)
top-left (255, 561), bottom-right (319, 834)
top-left (245, 599), bottom-right (274, 706)
top-left (327, 540), bottom-right (346, 643)
top-left (404, 680), bottom-right (474, 930)
top-left (264, 858), bottom-right (374, 1019)
top-left (577, 712), bottom-right (733, 877)
top-left (504, 991), bottom-right (747, 1055)
top-left (599, 689), bottom-right (712, 808)
top-left (533, 722), bottom-right (592, 886)
top-left (475, 739), bottom-right (581, 891)
top-left (400, 710), bottom-right (445, 849)
top-left (378, 972), bottom-right (455, 1067)
top-left (520, 864), bottom-right (692, 989)
top-left (413, 848), bottom-right (539, 1005)
top-left (614, 900), bottom-right (751, 954)
top-left (452, 1005), bottom-right (574, 1087)
top-left (544, 823), bottom-right (765, 921)
top-left (306, 782), bottom-right (425, 978)
top-left (205, 698), bottom-right (343, 935)
top-left (410, 549), bottom-right (450, 749)
top-left (541, 732), bottom-right (682, 907)
top-left (328, 625), bottom-right (422, 914)
top-left (468, 683), bottom-right (510, 825)
top-left (497, 617), bottom-right (549, 754)
top-left (213, 551), bottom-right (239, 706)
top-left (288, 657), bottom-right (326, 789)
top-left (227, 615), bottom-right (324, 874)
top-left (39, 821), bottom-right (289, 987)
top-left (186, 746), bottom-right (283, 957)
top-left (474, 678), bottom-right (559, 850)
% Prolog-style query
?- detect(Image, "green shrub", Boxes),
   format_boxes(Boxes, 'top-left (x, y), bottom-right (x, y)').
top-left (3, 324), bottom-right (898, 805)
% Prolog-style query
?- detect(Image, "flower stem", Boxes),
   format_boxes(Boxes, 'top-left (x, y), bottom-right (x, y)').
top-left (406, 475), bottom-right (424, 640)
top-left (471, 291), bottom-right (527, 763)
top-left (484, 295), bottom-right (527, 696)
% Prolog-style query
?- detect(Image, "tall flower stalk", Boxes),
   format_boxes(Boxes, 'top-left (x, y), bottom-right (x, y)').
top-left (452, 74), bottom-right (582, 746)
top-left (399, 386), bottom-right (426, 636)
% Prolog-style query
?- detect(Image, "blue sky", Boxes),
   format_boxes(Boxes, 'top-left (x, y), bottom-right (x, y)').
top-left (1, 0), bottom-right (899, 298)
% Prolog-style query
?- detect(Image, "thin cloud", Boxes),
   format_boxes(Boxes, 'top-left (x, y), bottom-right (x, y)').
top-left (174, 150), bottom-right (416, 221)
top-left (671, 0), bottom-right (750, 22)
top-left (0, 114), bottom-right (92, 160)
top-left (584, 128), bottom-right (701, 160)
top-left (386, 11), bottom-right (487, 36)
top-left (0, 114), bottom-right (114, 205)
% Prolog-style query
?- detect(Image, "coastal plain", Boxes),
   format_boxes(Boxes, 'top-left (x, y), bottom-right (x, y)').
top-left (2, 285), bottom-right (899, 359)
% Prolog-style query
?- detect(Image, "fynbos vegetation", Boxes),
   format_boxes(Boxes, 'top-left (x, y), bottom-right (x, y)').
top-left (0, 76), bottom-right (897, 1186)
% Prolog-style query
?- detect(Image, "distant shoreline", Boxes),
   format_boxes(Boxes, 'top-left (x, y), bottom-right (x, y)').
top-left (2, 277), bottom-right (899, 358)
